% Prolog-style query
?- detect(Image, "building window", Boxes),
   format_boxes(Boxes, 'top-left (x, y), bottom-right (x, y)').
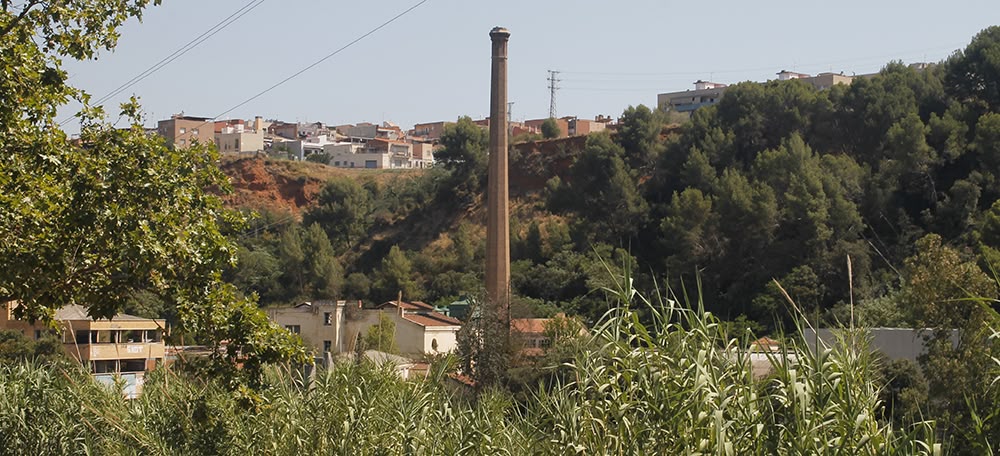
top-left (284, 325), bottom-right (301, 334)
top-left (323, 340), bottom-right (332, 353)
top-left (323, 312), bottom-right (332, 326)
top-left (92, 360), bottom-right (117, 374)
top-left (192, 128), bottom-right (199, 135)
top-left (179, 127), bottom-right (186, 134)
top-left (122, 359), bottom-right (146, 372)
top-left (179, 139), bottom-right (186, 146)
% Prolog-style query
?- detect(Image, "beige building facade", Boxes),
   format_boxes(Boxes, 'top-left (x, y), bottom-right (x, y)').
top-left (267, 300), bottom-right (461, 358)
top-left (410, 121), bottom-right (452, 140)
top-left (568, 118), bottom-right (607, 136)
top-left (215, 125), bottom-right (265, 154)
top-left (157, 115), bottom-right (213, 149)
top-left (1, 303), bottom-right (166, 398)
top-left (658, 81), bottom-right (729, 113)
top-left (525, 117), bottom-right (570, 138)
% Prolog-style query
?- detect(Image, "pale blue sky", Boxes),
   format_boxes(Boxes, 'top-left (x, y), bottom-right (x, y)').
top-left (60, 0), bottom-right (999, 132)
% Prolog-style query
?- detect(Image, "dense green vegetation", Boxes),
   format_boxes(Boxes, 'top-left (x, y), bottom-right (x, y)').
top-left (0, 0), bottom-right (306, 391)
top-left (4, 0), bottom-right (1000, 451)
top-left (217, 27), bottom-right (1000, 450)
top-left (238, 29), bottom-right (1000, 329)
top-left (2, 282), bottom-right (975, 455)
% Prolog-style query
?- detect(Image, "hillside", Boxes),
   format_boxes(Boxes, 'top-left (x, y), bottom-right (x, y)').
top-left (220, 157), bottom-right (425, 217)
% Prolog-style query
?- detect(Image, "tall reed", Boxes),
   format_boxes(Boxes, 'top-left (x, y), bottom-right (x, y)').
top-left (0, 274), bottom-right (945, 454)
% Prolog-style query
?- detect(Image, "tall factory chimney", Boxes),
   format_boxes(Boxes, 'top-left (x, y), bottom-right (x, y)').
top-left (486, 26), bottom-right (511, 326)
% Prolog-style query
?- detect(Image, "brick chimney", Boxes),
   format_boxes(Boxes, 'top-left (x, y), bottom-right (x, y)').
top-left (486, 26), bottom-right (511, 327)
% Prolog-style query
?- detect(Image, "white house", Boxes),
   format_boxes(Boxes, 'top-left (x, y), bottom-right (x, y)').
top-left (267, 300), bottom-right (461, 359)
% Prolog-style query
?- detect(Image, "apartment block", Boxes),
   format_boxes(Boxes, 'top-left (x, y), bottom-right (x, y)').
top-left (1, 302), bottom-right (166, 398)
top-left (568, 117), bottom-right (607, 136)
top-left (157, 114), bottom-right (213, 149)
top-left (214, 116), bottom-right (265, 154)
top-left (410, 121), bottom-right (452, 140)
top-left (524, 117), bottom-right (570, 138)
top-left (657, 80), bottom-right (728, 113)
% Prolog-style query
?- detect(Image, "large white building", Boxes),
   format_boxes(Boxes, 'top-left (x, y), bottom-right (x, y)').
top-left (267, 300), bottom-right (461, 358)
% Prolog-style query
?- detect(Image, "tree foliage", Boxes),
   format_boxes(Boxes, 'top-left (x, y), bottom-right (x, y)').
top-left (363, 312), bottom-right (399, 354)
top-left (0, 0), bottom-right (305, 389)
top-left (540, 117), bottom-right (560, 139)
top-left (304, 177), bottom-right (374, 249)
top-left (434, 116), bottom-right (488, 200)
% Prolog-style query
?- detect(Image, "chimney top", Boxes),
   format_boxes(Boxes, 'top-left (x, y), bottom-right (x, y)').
top-left (490, 26), bottom-right (510, 39)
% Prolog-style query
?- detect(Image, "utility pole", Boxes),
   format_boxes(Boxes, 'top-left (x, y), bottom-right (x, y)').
top-left (507, 101), bottom-right (515, 136)
top-left (547, 70), bottom-right (560, 119)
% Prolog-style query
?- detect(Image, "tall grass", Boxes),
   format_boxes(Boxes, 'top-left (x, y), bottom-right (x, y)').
top-left (529, 275), bottom-right (941, 454)
top-left (0, 277), bottom-right (945, 455)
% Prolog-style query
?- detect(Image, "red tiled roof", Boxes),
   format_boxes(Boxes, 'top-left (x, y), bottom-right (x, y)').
top-left (368, 137), bottom-right (408, 145)
top-left (520, 347), bottom-right (545, 357)
top-left (377, 300), bottom-right (435, 311)
top-left (511, 318), bottom-right (548, 334)
top-left (448, 373), bottom-right (475, 387)
top-left (751, 337), bottom-right (782, 352)
top-left (403, 312), bottom-right (462, 327)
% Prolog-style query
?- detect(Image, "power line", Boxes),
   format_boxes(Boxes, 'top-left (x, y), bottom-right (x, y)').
top-left (210, 0), bottom-right (429, 122)
top-left (150, 0), bottom-right (428, 147)
top-left (60, 0), bottom-right (268, 126)
top-left (560, 87), bottom-right (665, 92)
top-left (547, 70), bottom-right (560, 118)
top-left (556, 43), bottom-right (965, 79)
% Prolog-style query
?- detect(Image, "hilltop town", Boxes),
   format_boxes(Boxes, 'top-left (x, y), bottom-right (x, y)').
top-left (153, 112), bottom-right (613, 168)
top-left (3, 0), bottom-right (1000, 451)
top-left (149, 65), bottom-right (938, 172)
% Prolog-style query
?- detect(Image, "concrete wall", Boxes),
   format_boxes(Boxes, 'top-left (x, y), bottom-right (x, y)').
top-left (330, 152), bottom-right (390, 169)
top-left (525, 118), bottom-right (569, 138)
top-left (323, 143), bottom-right (362, 155)
top-left (658, 87), bottom-right (727, 112)
top-left (569, 119), bottom-right (606, 136)
top-left (342, 310), bottom-right (382, 353)
top-left (157, 118), bottom-right (212, 149)
top-left (803, 73), bottom-right (854, 90)
top-left (412, 122), bottom-right (450, 140)
top-left (269, 123), bottom-right (299, 140)
top-left (343, 124), bottom-right (378, 140)
top-left (342, 309), bottom-right (459, 356)
top-left (423, 327), bottom-right (458, 353)
top-left (803, 328), bottom-right (959, 362)
top-left (411, 142), bottom-right (434, 161)
top-left (215, 131), bottom-right (264, 154)
top-left (268, 304), bottom-right (343, 354)
top-left (393, 314), bottom-right (427, 356)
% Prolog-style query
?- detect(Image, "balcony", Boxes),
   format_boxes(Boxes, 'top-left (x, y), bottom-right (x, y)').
top-left (62, 342), bottom-right (166, 361)
top-left (90, 343), bottom-right (164, 360)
